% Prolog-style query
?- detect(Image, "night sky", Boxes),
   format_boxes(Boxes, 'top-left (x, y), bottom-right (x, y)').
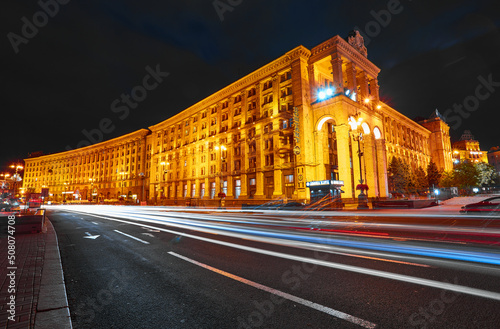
top-left (1, 0), bottom-right (500, 172)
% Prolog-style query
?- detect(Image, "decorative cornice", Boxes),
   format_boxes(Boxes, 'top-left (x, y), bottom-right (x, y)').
top-left (25, 129), bottom-right (150, 161)
top-left (309, 35), bottom-right (380, 78)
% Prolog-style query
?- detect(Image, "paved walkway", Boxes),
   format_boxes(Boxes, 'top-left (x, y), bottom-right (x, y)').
top-left (0, 215), bottom-right (71, 329)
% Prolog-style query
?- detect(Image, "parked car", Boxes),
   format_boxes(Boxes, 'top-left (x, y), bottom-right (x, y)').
top-left (460, 197), bottom-right (500, 214)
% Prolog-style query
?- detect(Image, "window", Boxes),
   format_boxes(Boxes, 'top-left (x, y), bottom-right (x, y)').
top-left (280, 103), bottom-right (293, 113)
top-left (265, 138), bottom-right (274, 150)
top-left (248, 88), bottom-right (256, 97)
top-left (263, 80), bottom-right (273, 90)
top-left (249, 157), bottom-right (256, 168)
top-left (234, 95), bottom-right (242, 103)
top-left (280, 71), bottom-right (292, 82)
top-left (249, 178), bottom-right (256, 186)
top-left (285, 174), bottom-right (294, 183)
top-left (281, 86), bottom-right (292, 98)
top-left (248, 101), bottom-right (257, 111)
top-left (265, 154), bottom-right (274, 166)
top-left (263, 94), bottom-right (273, 105)
top-left (264, 123), bottom-right (273, 134)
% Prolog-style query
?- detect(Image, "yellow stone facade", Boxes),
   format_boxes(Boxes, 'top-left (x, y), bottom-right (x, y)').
top-left (452, 131), bottom-right (489, 165)
top-left (23, 130), bottom-right (151, 202)
top-left (23, 33), bottom-right (453, 205)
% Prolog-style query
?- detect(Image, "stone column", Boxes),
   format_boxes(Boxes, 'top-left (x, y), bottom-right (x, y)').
top-left (370, 78), bottom-right (380, 103)
top-left (194, 178), bottom-right (200, 198)
top-left (335, 125), bottom-right (353, 199)
top-left (273, 168), bottom-right (283, 197)
top-left (204, 177), bottom-right (210, 200)
top-left (240, 173), bottom-right (248, 198)
top-left (362, 134), bottom-right (377, 198)
top-left (314, 130), bottom-right (326, 180)
top-left (357, 71), bottom-right (369, 100)
top-left (255, 171), bottom-right (264, 198)
top-left (345, 62), bottom-right (357, 93)
top-left (330, 54), bottom-right (343, 91)
top-left (351, 134), bottom-right (362, 191)
top-left (376, 139), bottom-right (388, 197)
top-left (308, 64), bottom-right (317, 103)
top-left (227, 175), bottom-right (234, 198)
top-left (255, 125), bottom-right (265, 198)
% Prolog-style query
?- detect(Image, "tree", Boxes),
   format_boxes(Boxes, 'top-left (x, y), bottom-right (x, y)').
top-left (414, 166), bottom-right (428, 194)
top-left (427, 161), bottom-right (441, 188)
top-left (475, 162), bottom-right (497, 186)
top-left (454, 161), bottom-right (478, 190)
top-left (440, 170), bottom-right (455, 188)
top-left (388, 157), bottom-right (405, 195)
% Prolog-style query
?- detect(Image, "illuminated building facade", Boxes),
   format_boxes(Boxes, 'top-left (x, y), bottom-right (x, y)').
top-left (488, 146), bottom-right (500, 176)
top-left (23, 130), bottom-right (151, 202)
top-left (24, 32), bottom-right (453, 204)
top-left (451, 130), bottom-right (489, 165)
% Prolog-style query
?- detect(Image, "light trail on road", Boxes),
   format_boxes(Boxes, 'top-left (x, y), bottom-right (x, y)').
top-left (51, 205), bottom-right (500, 267)
top-left (49, 206), bottom-right (500, 303)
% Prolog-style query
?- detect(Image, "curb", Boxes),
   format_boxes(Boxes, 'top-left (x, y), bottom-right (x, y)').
top-left (35, 217), bottom-right (72, 329)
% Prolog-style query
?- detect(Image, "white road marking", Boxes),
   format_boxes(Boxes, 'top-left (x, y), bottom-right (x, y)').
top-left (83, 232), bottom-right (100, 239)
top-left (141, 226), bottom-right (160, 232)
top-left (66, 210), bottom-right (500, 301)
top-left (168, 251), bottom-right (377, 328)
top-left (92, 221), bottom-right (99, 225)
top-left (113, 229), bottom-right (150, 244)
top-left (141, 233), bottom-right (155, 237)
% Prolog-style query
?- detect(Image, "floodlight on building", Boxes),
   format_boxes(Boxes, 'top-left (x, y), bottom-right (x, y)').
top-left (376, 104), bottom-right (381, 109)
top-left (364, 98), bottom-right (370, 104)
top-left (318, 91), bottom-right (326, 100)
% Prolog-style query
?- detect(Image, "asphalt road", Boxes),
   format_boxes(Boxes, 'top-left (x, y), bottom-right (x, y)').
top-left (48, 207), bottom-right (500, 328)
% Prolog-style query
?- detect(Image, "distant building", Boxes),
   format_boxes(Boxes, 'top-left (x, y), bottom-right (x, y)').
top-left (23, 31), bottom-right (453, 204)
top-left (451, 130), bottom-right (489, 165)
top-left (488, 146), bottom-right (500, 176)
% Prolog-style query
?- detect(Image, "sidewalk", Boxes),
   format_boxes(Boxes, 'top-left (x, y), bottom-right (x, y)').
top-left (0, 215), bottom-right (72, 328)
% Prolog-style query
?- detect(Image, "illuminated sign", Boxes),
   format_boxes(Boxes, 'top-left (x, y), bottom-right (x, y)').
top-left (306, 180), bottom-right (344, 187)
top-left (293, 107), bottom-right (300, 155)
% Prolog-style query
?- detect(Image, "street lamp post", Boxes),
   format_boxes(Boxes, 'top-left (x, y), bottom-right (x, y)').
top-left (89, 178), bottom-right (95, 202)
top-left (63, 182), bottom-right (68, 202)
top-left (119, 171), bottom-right (126, 200)
top-left (9, 164), bottom-right (24, 198)
top-left (348, 114), bottom-right (370, 209)
top-left (215, 144), bottom-right (227, 208)
top-left (160, 162), bottom-right (169, 203)
top-left (139, 172), bottom-right (145, 204)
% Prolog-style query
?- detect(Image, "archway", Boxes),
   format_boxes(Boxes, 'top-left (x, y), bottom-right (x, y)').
top-left (316, 116), bottom-right (339, 181)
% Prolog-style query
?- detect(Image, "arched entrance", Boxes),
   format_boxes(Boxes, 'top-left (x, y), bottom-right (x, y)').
top-left (316, 116), bottom-right (339, 181)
